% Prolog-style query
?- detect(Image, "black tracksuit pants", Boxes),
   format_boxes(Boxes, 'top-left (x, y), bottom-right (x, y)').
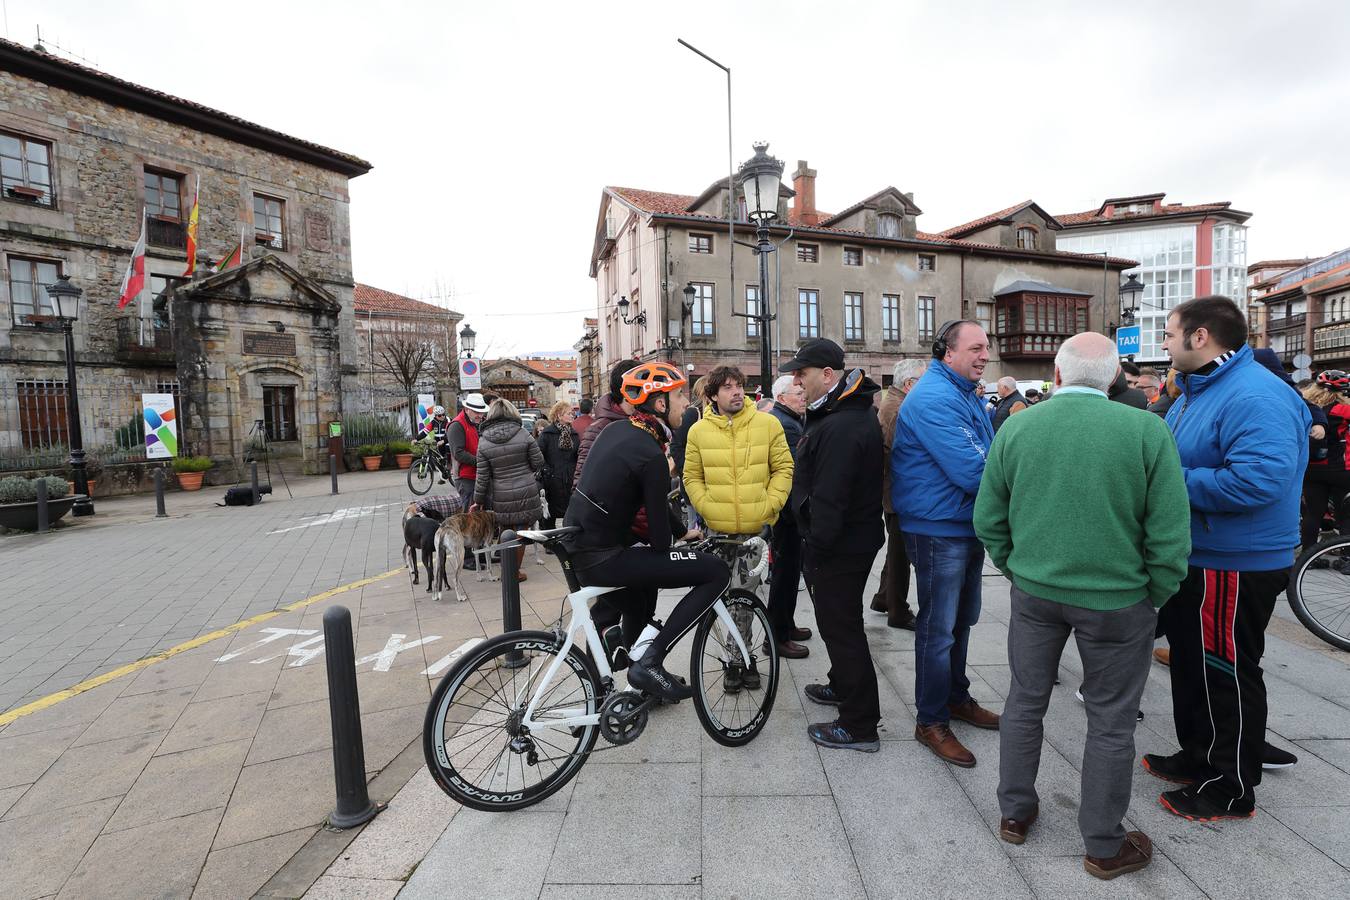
top-left (1159, 565), bottom-right (1287, 812)
top-left (1300, 466), bottom-right (1350, 549)
top-left (803, 549), bottom-right (881, 738)
top-left (767, 517), bottom-right (802, 642)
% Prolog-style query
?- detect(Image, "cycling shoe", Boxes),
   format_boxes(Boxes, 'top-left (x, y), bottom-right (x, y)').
top-left (628, 657), bottom-right (694, 703)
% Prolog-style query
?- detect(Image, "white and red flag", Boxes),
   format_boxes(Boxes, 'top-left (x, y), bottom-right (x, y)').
top-left (117, 210), bottom-right (147, 308)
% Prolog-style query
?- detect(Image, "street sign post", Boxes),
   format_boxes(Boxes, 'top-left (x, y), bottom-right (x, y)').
top-left (459, 358), bottom-right (482, 390)
top-left (1115, 325), bottom-right (1141, 357)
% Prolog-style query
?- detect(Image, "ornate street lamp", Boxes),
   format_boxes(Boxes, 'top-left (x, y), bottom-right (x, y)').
top-left (1119, 273), bottom-right (1144, 327)
top-left (459, 323), bottom-right (476, 358)
top-left (45, 276), bottom-right (94, 516)
top-left (616, 295), bottom-right (647, 328)
top-left (737, 142), bottom-right (784, 393)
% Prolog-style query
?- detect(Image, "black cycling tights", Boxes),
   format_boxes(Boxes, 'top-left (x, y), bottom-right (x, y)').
top-left (579, 548), bottom-right (729, 663)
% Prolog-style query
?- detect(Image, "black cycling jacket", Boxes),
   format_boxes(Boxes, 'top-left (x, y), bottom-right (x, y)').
top-left (563, 417), bottom-right (671, 564)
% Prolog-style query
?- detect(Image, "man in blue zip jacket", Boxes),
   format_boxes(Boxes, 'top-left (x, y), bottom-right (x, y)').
top-left (894, 320), bottom-right (1002, 767)
top-left (1143, 295), bottom-right (1310, 821)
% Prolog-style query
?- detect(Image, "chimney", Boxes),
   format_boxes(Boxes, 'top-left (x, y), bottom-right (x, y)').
top-left (792, 160), bottom-right (819, 226)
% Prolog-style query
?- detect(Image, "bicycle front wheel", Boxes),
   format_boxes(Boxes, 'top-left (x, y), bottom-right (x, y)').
top-left (424, 630), bottom-right (602, 812)
top-left (689, 588), bottom-right (778, 746)
top-left (407, 457), bottom-right (434, 495)
top-left (1289, 538), bottom-right (1350, 652)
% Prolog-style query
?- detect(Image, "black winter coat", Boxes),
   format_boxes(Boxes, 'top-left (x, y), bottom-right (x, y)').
top-left (536, 423), bottom-right (580, 518)
top-left (790, 370), bottom-right (885, 559)
top-left (573, 395), bottom-right (629, 483)
top-left (1108, 371), bottom-right (1149, 409)
top-left (473, 416), bottom-right (544, 529)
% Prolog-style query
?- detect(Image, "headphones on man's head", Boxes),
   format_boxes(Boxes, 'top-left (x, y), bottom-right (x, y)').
top-left (931, 319), bottom-right (972, 360)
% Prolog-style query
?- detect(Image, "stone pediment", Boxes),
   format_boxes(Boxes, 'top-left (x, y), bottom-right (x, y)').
top-left (179, 253), bottom-right (341, 315)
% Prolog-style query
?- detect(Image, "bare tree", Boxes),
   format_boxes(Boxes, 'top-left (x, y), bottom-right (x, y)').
top-left (373, 327), bottom-right (436, 435)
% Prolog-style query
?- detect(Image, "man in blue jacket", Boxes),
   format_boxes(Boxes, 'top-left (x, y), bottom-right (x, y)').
top-left (893, 320), bottom-right (1001, 767)
top-left (1143, 296), bottom-right (1310, 821)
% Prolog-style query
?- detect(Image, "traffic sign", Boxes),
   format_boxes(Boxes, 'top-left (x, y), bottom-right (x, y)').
top-left (1293, 353), bottom-right (1312, 369)
top-left (459, 358), bottom-right (481, 390)
top-left (1115, 325), bottom-right (1141, 356)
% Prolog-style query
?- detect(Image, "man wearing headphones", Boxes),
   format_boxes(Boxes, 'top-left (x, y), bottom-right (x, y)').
top-left (894, 320), bottom-right (1001, 767)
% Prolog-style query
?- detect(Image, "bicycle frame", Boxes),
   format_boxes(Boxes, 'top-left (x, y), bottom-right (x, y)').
top-left (518, 586), bottom-right (754, 734)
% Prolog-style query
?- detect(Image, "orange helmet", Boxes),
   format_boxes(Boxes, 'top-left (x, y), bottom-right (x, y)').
top-left (620, 361), bottom-right (687, 405)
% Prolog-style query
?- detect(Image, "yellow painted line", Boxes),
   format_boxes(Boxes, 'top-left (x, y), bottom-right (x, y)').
top-left (0, 567), bottom-right (403, 728)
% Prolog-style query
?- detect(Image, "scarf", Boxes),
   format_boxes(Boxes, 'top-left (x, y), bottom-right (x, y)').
top-left (558, 423), bottom-right (574, 451)
top-left (628, 410), bottom-right (668, 447)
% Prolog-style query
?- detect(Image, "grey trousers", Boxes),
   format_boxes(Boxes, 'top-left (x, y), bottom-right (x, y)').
top-left (998, 584), bottom-right (1156, 858)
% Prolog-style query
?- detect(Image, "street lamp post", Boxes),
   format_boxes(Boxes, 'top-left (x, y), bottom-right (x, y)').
top-left (46, 276), bottom-right (94, 516)
top-left (459, 323), bottom-right (476, 358)
top-left (1119, 273), bottom-right (1143, 328)
top-left (737, 142), bottom-right (784, 393)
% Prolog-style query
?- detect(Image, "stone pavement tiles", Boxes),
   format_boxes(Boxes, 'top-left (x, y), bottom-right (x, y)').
top-left (0, 535), bottom-right (569, 900)
top-left (386, 575), bottom-right (1350, 900)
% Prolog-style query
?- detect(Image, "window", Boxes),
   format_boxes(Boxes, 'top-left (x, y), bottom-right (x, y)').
top-left (629, 226), bottom-right (639, 273)
top-left (975, 301), bottom-right (993, 335)
top-left (263, 385), bottom-right (297, 441)
top-left (797, 243), bottom-right (819, 263)
top-left (798, 289), bottom-right (820, 338)
top-left (878, 213), bottom-right (902, 238)
top-left (1016, 227), bottom-right (1037, 250)
top-left (252, 194), bottom-right (285, 249)
top-left (881, 294), bottom-right (900, 342)
top-left (844, 292), bottom-right (864, 341)
top-left (688, 232), bottom-right (713, 254)
top-left (690, 282), bottom-right (714, 336)
top-left (917, 254), bottom-right (935, 272)
top-left (144, 170), bottom-right (182, 220)
top-left (745, 285), bottom-right (760, 337)
top-left (993, 292), bottom-right (1091, 358)
top-left (7, 256), bottom-right (61, 325)
top-left (0, 132), bottom-right (54, 206)
top-left (843, 247), bottom-right (863, 267)
top-left (17, 380), bottom-right (68, 448)
top-left (917, 296), bottom-right (935, 341)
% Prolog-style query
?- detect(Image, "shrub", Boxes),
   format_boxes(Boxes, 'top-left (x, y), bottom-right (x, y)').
top-left (343, 414), bottom-right (407, 445)
top-left (387, 439), bottom-right (413, 454)
top-left (172, 456), bottom-right (214, 473)
top-left (0, 475), bottom-right (68, 503)
top-left (358, 443), bottom-right (387, 457)
top-left (40, 475), bottom-right (69, 498)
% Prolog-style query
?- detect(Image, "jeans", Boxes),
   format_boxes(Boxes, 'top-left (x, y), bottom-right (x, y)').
top-left (903, 532), bottom-right (985, 726)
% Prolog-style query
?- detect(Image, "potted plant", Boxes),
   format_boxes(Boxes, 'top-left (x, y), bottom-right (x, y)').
top-left (0, 475), bottom-right (75, 531)
top-left (388, 439), bottom-right (414, 469)
top-left (66, 459), bottom-right (100, 498)
top-left (359, 443), bottom-right (386, 471)
top-left (172, 456), bottom-right (213, 490)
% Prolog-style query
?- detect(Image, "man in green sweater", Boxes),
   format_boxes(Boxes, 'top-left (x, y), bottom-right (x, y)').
top-left (974, 332), bottom-right (1190, 880)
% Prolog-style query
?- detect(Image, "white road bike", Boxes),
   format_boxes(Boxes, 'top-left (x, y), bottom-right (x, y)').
top-left (423, 526), bottom-right (778, 812)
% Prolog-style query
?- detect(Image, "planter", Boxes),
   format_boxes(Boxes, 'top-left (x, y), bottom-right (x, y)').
top-left (394, 453), bottom-right (413, 469)
top-left (0, 496), bottom-right (78, 531)
top-left (177, 472), bottom-right (206, 491)
top-left (361, 456), bottom-right (382, 471)
top-left (66, 479), bottom-right (97, 497)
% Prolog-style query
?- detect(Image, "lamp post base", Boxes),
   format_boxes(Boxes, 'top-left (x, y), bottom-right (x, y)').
top-left (72, 498), bottom-right (95, 517)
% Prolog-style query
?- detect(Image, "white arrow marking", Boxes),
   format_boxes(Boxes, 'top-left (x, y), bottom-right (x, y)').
top-left (251, 634), bottom-right (327, 668)
top-left (215, 627), bottom-right (319, 663)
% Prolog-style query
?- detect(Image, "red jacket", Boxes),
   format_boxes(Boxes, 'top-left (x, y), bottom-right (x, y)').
top-left (450, 410), bottom-right (480, 481)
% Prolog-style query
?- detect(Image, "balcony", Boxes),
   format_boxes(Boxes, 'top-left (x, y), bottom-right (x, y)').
top-left (1313, 319), bottom-right (1350, 364)
top-left (1265, 312), bottom-right (1307, 333)
top-left (146, 215), bottom-right (186, 250)
top-left (997, 333), bottom-right (1066, 359)
top-left (115, 317), bottom-right (174, 365)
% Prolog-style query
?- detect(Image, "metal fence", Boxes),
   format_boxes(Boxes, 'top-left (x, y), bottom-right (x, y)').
top-left (339, 386), bottom-right (426, 447)
top-left (0, 377), bottom-right (180, 473)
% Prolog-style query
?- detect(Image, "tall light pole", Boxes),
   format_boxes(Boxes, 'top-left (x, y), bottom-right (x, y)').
top-left (46, 276), bottom-right (94, 516)
top-left (737, 143), bottom-right (785, 392)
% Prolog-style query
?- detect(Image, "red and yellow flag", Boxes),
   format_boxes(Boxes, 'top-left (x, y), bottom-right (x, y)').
top-left (182, 174), bottom-right (200, 276)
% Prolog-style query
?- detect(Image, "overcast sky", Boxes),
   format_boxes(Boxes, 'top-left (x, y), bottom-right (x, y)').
top-left (19, 0), bottom-right (1350, 355)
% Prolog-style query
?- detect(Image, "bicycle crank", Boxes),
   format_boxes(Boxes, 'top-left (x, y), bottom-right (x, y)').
top-left (598, 690), bottom-right (651, 745)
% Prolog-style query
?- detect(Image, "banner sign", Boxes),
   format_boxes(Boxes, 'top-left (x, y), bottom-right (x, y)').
top-left (417, 393), bottom-right (435, 436)
top-left (459, 358), bottom-right (482, 390)
top-left (142, 393), bottom-right (179, 459)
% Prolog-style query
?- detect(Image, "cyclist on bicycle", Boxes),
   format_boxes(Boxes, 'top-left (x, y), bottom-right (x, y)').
top-left (426, 406), bottom-right (452, 483)
top-left (563, 361), bottom-right (730, 703)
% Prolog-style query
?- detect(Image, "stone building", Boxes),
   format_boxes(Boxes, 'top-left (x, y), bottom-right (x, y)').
top-left (480, 358), bottom-right (564, 409)
top-left (0, 39), bottom-right (371, 481)
top-left (574, 317), bottom-right (601, 401)
top-left (588, 156), bottom-right (1134, 387)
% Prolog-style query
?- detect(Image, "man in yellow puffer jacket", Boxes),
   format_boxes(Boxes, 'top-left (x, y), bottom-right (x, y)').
top-left (684, 365), bottom-right (794, 536)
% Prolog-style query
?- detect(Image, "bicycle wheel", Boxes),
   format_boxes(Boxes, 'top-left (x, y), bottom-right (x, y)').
top-left (407, 456), bottom-right (433, 495)
top-left (1289, 538), bottom-right (1350, 652)
top-left (424, 630), bottom-right (602, 812)
top-left (689, 588), bottom-right (778, 746)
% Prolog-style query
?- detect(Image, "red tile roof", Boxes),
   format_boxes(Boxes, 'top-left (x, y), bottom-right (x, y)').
top-left (1056, 201), bottom-right (1244, 227)
top-left (938, 200), bottom-right (1065, 239)
top-left (519, 357), bottom-right (579, 381)
top-left (1249, 258), bottom-right (1319, 272)
top-left (1261, 262), bottom-right (1350, 300)
top-left (354, 284), bottom-right (460, 318)
top-left (610, 187), bottom-right (700, 216)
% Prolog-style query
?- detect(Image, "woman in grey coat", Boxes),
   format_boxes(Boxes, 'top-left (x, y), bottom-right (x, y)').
top-left (472, 399), bottom-right (545, 581)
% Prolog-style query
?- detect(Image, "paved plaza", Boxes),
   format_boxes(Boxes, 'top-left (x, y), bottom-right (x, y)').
top-left (0, 472), bottom-right (1348, 898)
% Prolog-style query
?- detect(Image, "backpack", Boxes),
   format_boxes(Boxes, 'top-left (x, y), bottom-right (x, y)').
top-left (220, 484), bottom-right (272, 506)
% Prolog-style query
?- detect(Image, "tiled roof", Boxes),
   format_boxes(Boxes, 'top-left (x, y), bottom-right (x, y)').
top-left (609, 187), bottom-right (700, 216)
top-left (519, 357), bottom-right (579, 381)
top-left (354, 284), bottom-right (460, 318)
top-left (1249, 258), bottom-right (1318, 272)
top-left (481, 358), bottom-right (567, 384)
top-left (1057, 201), bottom-right (1242, 227)
top-left (938, 200), bottom-right (1062, 239)
top-left (1261, 262), bottom-right (1350, 300)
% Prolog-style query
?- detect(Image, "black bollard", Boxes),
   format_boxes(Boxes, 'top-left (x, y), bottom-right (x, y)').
top-left (323, 605), bottom-right (383, 828)
top-left (250, 462), bottom-right (260, 505)
top-left (499, 529), bottom-right (526, 668)
top-left (329, 453), bottom-right (339, 495)
top-left (35, 477), bottom-right (49, 534)
top-left (154, 468), bottom-right (167, 518)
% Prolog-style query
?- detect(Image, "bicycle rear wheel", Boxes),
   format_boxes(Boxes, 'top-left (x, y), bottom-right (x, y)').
top-left (407, 456), bottom-right (434, 495)
top-left (689, 589), bottom-right (777, 746)
top-left (1289, 538), bottom-right (1350, 652)
top-left (424, 630), bottom-right (602, 811)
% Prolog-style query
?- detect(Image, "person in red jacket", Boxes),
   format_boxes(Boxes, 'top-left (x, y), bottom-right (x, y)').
top-left (448, 393), bottom-right (488, 512)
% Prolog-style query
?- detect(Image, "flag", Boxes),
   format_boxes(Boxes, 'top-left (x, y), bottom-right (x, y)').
top-left (213, 224), bottom-right (244, 272)
top-left (117, 210), bottom-right (147, 309)
top-left (182, 174), bottom-right (200, 276)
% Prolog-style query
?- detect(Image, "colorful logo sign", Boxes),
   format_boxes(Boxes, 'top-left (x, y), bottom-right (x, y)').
top-left (416, 393), bottom-right (436, 437)
top-left (142, 392), bottom-right (179, 459)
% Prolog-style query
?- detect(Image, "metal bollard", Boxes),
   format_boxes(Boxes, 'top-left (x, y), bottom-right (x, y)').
top-left (35, 477), bottom-right (49, 534)
top-left (250, 462), bottom-right (260, 505)
top-left (499, 529), bottom-right (526, 668)
top-left (323, 605), bottom-right (383, 828)
top-left (154, 468), bottom-right (167, 517)
top-left (329, 453), bottom-right (339, 495)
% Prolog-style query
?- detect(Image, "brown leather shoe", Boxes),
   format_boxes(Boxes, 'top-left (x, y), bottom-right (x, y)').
top-left (915, 723), bottom-right (976, 768)
top-left (1084, 831), bottom-right (1152, 880)
top-left (1153, 647), bottom-right (1170, 666)
top-left (999, 805), bottom-right (1038, 845)
top-left (776, 639), bottom-right (809, 659)
top-left (948, 698), bottom-right (1000, 730)
top-left (888, 607), bottom-right (916, 630)
top-left (789, 626), bottom-right (812, 642)
top-left (869, 595), bottom-right (888, 613)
